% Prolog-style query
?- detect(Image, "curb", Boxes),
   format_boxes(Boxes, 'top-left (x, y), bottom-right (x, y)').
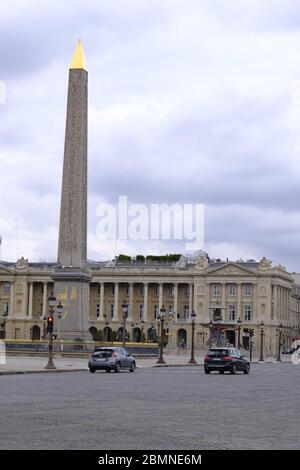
top-left (0, 368), bottom-right (87, 376)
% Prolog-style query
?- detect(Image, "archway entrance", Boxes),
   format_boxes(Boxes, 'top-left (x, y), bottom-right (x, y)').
top-left (89, 327), bottom-right (98, 341)
top-left (103, 327), bottom-right (112, 342)
top-left (147, 327), bottom-right (157, 343)
top-left (177, 329), bottom-right (187, 348)
top-left (226, 330), bottom-right (236, 347)
top-left (133, 327), bottom-right (142, 342)
top-left (32, 325), bottom-right (40, 341)
top-left (116, 327), bottom-right (129, 342)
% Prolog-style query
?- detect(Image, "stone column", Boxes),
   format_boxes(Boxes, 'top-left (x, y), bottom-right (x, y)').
top-left (158, 283), bottom-right (163, 312)
top-left (99, 282), bottom-right (104, 320)
top-left (221, 282), bottom-right (226, 311)
top-left (114, 282), bottom-right (119, 320)
top-left (252, 284), bottom-right (257, 320)
top-left (189, 283), bottom-right (193, 317)
top-left (28, 282), bottom-right (33, 318)
top-left (128, 282), bottom-right (134, 321)
top-left (42, 282), bottom-right (48, 317)
top-left (274, 285), bottom-right (278, 320)
top-left (143, 282), bottom-right (148, 321)
top-left (9, 282), bottom-right (14, 316)
top-left (173, 283), bottom-right (178, 321)
top-left (237, 283), bottom-right (242, 320)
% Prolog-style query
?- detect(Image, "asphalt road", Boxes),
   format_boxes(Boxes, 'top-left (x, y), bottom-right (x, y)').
top-left (0, 363), bottom-right (299, 450)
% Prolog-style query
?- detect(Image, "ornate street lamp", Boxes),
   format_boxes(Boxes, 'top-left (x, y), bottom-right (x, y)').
top-left (276, 322), bottom-right (283, 362)
top-left (188, 310), bottom-right (197, 364)
top-left (56, 301), bottom-right (63, 352)
top-left (237, 317), bottom-right (242, 349)
top-left (157, 306), bottom-right (171, 364)
top-left (45, 292), bottom-right (56, 370)
top-left (259, 321), bottom-right (265, 362)
top-left (121, 301), bottom-right (128, 347)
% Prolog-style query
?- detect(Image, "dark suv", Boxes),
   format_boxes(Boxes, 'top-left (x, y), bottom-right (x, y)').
top-left (204, 347), bottom-right (250, 374)
top-left (88, 347), bottom-right (136, 373)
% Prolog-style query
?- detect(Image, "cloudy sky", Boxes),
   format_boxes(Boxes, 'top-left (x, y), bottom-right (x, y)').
top-left (1, 0), bottom-right (300, 271)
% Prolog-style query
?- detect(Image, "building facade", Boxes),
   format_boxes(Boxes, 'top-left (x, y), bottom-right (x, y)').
top-left (1, 254), bottom-right (299, 355)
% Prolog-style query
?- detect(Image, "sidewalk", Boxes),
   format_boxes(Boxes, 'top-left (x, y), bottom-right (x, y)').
top-left (0, 352), bottom-right (292, 375)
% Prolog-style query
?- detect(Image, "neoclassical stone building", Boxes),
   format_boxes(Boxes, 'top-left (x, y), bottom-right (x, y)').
top-left (1, 254), bottom-right (299, 355)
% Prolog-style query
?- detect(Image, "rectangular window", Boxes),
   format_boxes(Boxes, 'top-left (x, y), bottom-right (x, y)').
top-left (228, 284), bottom-right (236, 296)
top-left (168, 304), bottom-right (174, 315)
top-left (110, 304), bottom-right (114, 318)
top-left (212, 284), bottom-right (221, 296)
top-left (154, 286), bottom-right (159, 296)
top-left (96, 304), bottom-right (100, 318)
top-left (3, 283), bottom-right (10, 293)
top-left (140, 285), bottom-right (144, 296)
top-left (139, 304), bottom-right (144, 319)
top-left (184, 305), bottom-right (189, 319)
top-left (111, 285), bottom-right (115, 295)
top-left (171, 286), bottom-right (174, 296)
top-left (126, 284), bottom-right (129, 295)
top-left (154, 305), bottom-right (159, 319)
top-left (244, 305), bottom-right (252, 321)
top-left (183, 285), bottom-right (189, 297)
top-left (228, 305), bottom-right (236, 321)
top-left (244, 284), bottom-right (252, 296)
top-left (97, 284), bottom-right (101, 295)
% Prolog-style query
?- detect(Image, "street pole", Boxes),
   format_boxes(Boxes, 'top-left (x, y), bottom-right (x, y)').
top-left (259, 321), bottom-right (264, 362)
top-left (157, 306), bottom-right (166, 365)
top-left (188, 311), bottom-right (197, 364)
top-left (45, 293), bottom-right (56, 370)
top-left (276, 323), bottom-right (283, 362)
top-left (237, 318), bottom-right (242, 349)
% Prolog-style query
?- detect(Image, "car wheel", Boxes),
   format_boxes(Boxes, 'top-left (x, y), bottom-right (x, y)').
top-left (89, 368), bottom-right (96, 373)
top-left (106, 369), bottom-right (111, 373)
top-left (204, 368), bottom-right (210, 374)
top-left (219, 370), bottom-right (224, 374)
top-left (230, 364), bottom-right (237, 375)
top-left (129, 362), bottom-right (136, 372)
top-left (244, 364), bottom-right (250, 375)
top-left (114, 362), bottom-right (121, 373)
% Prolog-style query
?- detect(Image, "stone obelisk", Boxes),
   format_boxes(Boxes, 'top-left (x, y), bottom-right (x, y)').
top-left (53, 40), bottom-right (91, 340)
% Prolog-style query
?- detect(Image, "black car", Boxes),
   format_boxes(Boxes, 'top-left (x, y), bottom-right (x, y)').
top-left (204, 347), bottom-right (250, 374)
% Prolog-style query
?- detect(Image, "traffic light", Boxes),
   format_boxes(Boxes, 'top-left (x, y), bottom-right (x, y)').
top-left (47, 315), bottom-right (54, 333)
top-left (249, 329), bottom-right (254, 337)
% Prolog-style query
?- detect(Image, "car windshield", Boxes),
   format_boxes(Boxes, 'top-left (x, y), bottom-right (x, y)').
top-left (208, 349), bottom-right (229, 357)
top-left (92, 350), bottom-right (113, 358)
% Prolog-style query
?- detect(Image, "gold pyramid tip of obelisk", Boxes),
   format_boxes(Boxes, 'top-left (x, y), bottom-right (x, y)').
top-left (70, 39), bottom-right (87, 71)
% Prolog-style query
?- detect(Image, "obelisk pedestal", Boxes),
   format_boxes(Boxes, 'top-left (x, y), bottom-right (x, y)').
top-left (52, 40), bottom-right (91, 341)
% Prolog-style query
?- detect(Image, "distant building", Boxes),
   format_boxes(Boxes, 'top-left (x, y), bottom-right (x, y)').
top-left (1, 254), bottom-right (299, 354)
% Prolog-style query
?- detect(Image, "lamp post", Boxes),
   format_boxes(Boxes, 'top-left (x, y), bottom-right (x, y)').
top-left (121, 301), bottom-right (128, 347)
top-left (237, 317), bottom-right (242, 349)
top-left (276, 322), bottom-right (283, 362)
top-left (209, 320), bottom-right (213, 347)
top-left (157, 306), bottom-right (167, 364)
top-left (57, 301), bottom-right (63, 353)
top-left (259, 321), bottom-right (265, 362)
top-left (188, 310), bottom-right (197, 364)
top-left (45, 292), bottom-right (56, 370)
top-left (141, 319), bottom-right (145, 343)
